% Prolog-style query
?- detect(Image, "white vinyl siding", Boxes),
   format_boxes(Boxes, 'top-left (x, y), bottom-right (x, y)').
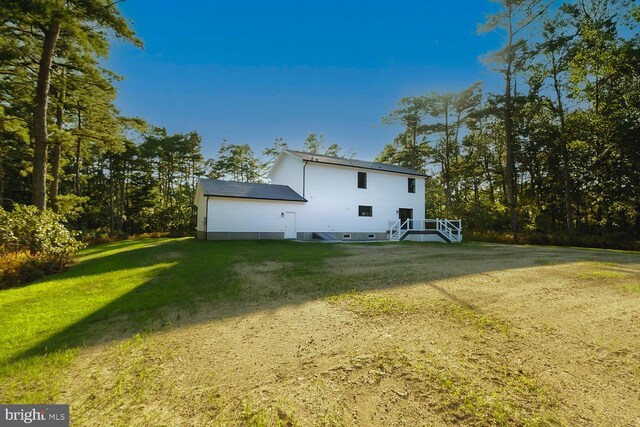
top-left (198, 152), bottom-right (426, 237)
top-left (269, 153), bottom-right (304, 196)
top-left (195, 184), bottom-right (207, 232)
top-left (207, 197), bottom-right (301, 233)
top-left (294, 162), bottom-right (424, 233)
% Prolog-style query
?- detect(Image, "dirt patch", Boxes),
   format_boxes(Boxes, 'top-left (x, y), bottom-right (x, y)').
top-left (234, 261), bottom-right (293, 299)
top-left (62, 243), bottom-right (640, 426)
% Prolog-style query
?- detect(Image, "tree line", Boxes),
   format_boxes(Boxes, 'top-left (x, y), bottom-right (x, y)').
top-left (1, 0), bottom-right (638, 248)
top-left (0, 1), bottom-right (349, 236)
top-left (377, 0), bottom-right (639, 246)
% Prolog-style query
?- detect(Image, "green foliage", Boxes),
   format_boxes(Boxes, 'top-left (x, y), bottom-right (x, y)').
top-left (1, 0), bottom-right (638, 248)
top-left (379, 1), bottom-right (639, 247)
top-left (301, 133), bottom-right (343, 156)
top-left (302, 132), bottom-right (325, 154)
top-left (207, 142), bottom-right (262, 182)
top-left (0, 204), bottom-right (84, 287)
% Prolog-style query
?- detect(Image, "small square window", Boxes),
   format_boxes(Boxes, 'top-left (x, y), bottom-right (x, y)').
top-left (408, 178), bottom-right (416, 193)
top-left (358, 205), bottom-right (373, 217)
top-left (358, 172), bottom-right (367, 189)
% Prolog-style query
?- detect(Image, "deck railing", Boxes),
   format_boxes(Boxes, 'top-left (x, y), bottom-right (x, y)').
top-left (387, 218), bottom-right (462, 242)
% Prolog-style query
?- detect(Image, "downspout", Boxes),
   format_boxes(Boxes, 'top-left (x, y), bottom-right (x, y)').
top-left (205, 196), bottom-right (209, 240)
top-left (302, 160), bottom-right (308, 198)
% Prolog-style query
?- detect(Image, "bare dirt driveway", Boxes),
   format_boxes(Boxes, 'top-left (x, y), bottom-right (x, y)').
top-left (62, 241), bottom-right (640, 426)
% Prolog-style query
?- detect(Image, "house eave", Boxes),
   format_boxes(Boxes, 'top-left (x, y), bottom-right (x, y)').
top-left (283, 150), bottom-right (429, 178)
top-left (306, 160), bottom-right (428, 178)
top-left (204, 194), bottom-right (308, 203)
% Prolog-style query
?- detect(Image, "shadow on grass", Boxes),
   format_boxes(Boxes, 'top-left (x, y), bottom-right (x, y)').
top-left (7, 237), bottom-right (640, 365)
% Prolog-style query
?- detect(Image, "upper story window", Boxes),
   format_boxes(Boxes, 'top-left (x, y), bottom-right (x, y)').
top-left (358, 205), bottom-right (373, 217)
top-left (357, 172), bottom-right (367, 189)
top-left (408, 177), bottom-right (416, 193)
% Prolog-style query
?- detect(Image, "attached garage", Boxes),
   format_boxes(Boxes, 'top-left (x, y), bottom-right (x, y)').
top-left (195, 179), bottom-right (307, 240)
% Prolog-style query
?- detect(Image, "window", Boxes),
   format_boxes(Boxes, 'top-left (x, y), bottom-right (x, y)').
top-left (408, 177), bottom-right (416, 193)
top-left (343, 234), bottom-right (351, 239)
top-left (358, 205), bottom-right (373, 217)
top-left (368, 234), bottom-right (376, 239)
top-left (358, 172), bottom-right (367, 189)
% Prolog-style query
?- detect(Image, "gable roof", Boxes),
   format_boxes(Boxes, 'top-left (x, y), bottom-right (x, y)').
top-left (199, 179), bottom-right (306, 202)
top-left (283, 150), bottom-right (428, 177)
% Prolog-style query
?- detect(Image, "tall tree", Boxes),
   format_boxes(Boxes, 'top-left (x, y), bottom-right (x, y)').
top-left (302, 133), bottom-right (324, 154)
top-left (382, 97), bottom-right (430, 171)
top-left (261, 137), bottom-right (288, 171)
top-left (210, 142), bottom-right (262, 182)
top-left (479, 0), bottom-right (551, 241)
top-left (2, 0), bottom-right (140, 210)
top-left (536, 15), bottom-right (576, 236)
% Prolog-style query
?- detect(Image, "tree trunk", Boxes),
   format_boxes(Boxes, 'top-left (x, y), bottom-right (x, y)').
top-left (109, 154), bottom-right (115, 233)
top-left (50, 69), bottom-right (65, 213)
top-left (443, 100), bottom-right (453, 214)
top-left (483, 155), bottom-right (495, 204)
top-left (410, 125), bottom-right (418, 171)
top-left (119, 160), bottom-right (126, 232)
top-left (504, 4), bottom-right (518, 242)
top-left (0, 143), bottom-right (4, 208)
top-left (75, 101), bottom-right (82, 195)
top-left (32, 20), bottom-right (61, 210)
top-left (50, 142), bottom-right (61, 212)
top-left (551, 52), bottom-right (575, 238)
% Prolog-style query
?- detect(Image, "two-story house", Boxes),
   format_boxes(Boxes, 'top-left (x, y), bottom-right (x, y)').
top-left (195, 150), bottom-right (461, 242)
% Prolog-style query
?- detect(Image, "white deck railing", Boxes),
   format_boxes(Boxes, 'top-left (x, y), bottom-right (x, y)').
top-left (387, 218), bottom-right (462, 242)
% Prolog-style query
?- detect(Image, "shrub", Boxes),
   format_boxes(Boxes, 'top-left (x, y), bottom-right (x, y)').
top-left (466, 229), bottom-right (640, 251)
top-left (81, 227), bottom-right (129, 246)
top-left (0, 204), bottom-right (85, 289)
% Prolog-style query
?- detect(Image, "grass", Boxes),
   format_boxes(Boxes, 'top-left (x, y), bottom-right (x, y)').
top-left (621, 283), bottom-right (640, 293)
top-left (575, 261), bottom-right (639, 294)
top-left (325, 290), bottom-right (418, 316)
top-left (432, 299), bottom-right (514, 336)
top-left (1, 237), bottom-right (638, 425)
top-left (241, 397), bottom-right (297, 427)
top-left (0, 238), bottom-right (344, 403)
top-left (578, 270), bottom-right (626, 279)
top-left (342, 346), bottom-right (561, 426)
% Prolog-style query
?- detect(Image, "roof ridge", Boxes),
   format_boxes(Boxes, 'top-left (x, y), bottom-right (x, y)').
top-left (283, 150), bottom-right (427, 177)
top-left (199, 178), bottom-right (306, 202)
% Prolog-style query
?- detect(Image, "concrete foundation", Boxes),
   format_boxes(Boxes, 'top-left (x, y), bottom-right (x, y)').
top-left (201, 231), bottom-right (285, 240)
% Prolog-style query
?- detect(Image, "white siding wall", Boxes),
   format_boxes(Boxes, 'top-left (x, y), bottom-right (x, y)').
top-left (207, 197), bottom-right (303, 233)
top-left (269, 153), bottom-right (304, 196)
top-left (296, 162), bottom-right (425, 233)
top-left (198, 155), bottom-right (426, 237)
top-left (195, 184), bottom-right (207, 232)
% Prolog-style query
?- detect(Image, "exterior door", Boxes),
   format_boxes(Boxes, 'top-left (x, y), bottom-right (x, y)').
top-left (398, 208), bottom-right (413, 229)
top-left (284, 212), bottom-right (296, 239)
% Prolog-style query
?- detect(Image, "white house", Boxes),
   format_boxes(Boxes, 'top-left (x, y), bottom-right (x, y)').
top-left (195, 150), bottom-right (461, 242)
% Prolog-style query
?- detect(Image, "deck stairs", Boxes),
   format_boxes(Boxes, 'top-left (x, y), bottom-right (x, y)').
top-left (312, 232), bottom-right (339, 241)
top-left (389, 219), bottom-right (462, 243)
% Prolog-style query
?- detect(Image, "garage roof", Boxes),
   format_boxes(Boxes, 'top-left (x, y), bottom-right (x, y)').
top-left (285, 150), bottom-right (428, 177)
top-left (199, 179), bottom-right (306, 202)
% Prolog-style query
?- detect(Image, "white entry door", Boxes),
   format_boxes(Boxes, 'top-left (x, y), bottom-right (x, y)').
top-left (284, 212), bottom-right (296, 239)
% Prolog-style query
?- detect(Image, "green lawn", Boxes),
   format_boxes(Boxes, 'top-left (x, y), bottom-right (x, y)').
top-left (0, 238), bottom-right (344, 403)
top-left (1, 238), bottom-right (638, 426)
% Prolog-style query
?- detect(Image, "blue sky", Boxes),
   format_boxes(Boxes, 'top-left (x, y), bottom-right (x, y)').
top-left (109, 1), bottom-right (504, 160)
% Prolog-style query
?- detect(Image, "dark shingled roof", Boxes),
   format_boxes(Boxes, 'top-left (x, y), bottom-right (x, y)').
top-left (199, 179), bottom-right (306, 202)
top-left (285, 150), bottom-right (428, 177)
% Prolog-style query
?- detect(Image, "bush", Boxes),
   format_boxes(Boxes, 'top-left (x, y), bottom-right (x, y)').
top-left (0, 204), bottom-right (85, 288)
top-left (81, 227), bottom-right (129, 246)
top-left (466, 229), bottom-right (640, 251)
